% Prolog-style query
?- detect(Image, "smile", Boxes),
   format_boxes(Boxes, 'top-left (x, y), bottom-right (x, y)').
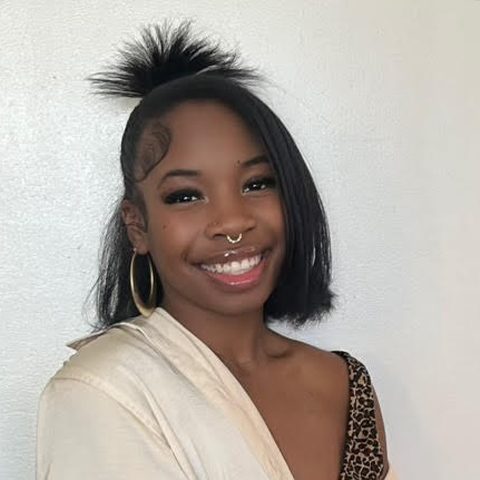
top-left (195, 251), bottom-right (270, 291)
top-left (199, 253), bottom-right (263, 275)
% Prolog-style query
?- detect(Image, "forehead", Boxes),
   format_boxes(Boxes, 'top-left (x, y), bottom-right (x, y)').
top-left (157, 101), bottom-right (262, 165)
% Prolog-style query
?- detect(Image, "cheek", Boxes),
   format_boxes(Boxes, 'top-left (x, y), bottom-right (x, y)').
top-left (257, 196), bottom-right (286, 255)
top-left (147, 212), bottom-right (200, 263)
top-left (272, 201), bottom-right (287, 257)
top-left (266, 197), bottom-right (286, 236)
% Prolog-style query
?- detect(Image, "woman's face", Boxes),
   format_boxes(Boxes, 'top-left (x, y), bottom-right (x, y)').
top-left (125, 100), bottom-right (286, 318)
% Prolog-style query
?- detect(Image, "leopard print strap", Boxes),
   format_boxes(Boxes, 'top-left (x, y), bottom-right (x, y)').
top-left (332, 351), bottom-right (385, 480)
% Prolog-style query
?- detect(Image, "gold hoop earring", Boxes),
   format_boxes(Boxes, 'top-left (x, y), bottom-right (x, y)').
top-left (129, 249), bottom-right (157, 318)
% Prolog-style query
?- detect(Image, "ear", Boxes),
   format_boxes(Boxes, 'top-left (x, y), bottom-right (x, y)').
top-left (121, 200), bottom-right (149, 255)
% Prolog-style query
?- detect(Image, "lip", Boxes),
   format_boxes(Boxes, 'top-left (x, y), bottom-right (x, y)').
top-left (195, 245), bottom-right (268, 266)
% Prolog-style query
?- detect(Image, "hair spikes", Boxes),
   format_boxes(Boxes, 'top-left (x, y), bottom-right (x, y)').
top-left (88, 20), bottom-right (259, 98)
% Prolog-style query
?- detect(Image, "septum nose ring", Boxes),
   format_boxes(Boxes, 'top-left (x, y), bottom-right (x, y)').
top-left (226, 233), bottom-right (242, 244)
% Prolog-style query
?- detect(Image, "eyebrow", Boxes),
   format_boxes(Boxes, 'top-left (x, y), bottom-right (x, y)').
top-left (156, 154), bottom-right (269, 188)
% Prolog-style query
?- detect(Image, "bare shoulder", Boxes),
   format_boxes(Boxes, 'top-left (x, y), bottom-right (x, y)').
top-left (296, 341), bottom-right (348, 385)
top-left (285, 339), bottom-right (390, 478)
top-left (278, 337), bottom-right (350, 410)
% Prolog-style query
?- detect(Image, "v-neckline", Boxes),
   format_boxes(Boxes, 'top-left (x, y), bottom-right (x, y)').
top-left (151, 307), bottom-right (297, 479)
top-left (152, 307), bottom-right (356, 480)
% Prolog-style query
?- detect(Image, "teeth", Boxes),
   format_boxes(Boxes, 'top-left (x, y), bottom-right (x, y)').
top-left (200, 254), bottom-right (262, 275)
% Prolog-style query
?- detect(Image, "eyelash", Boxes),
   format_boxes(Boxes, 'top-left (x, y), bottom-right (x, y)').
top-left (163, 176), bottom-right (277, 205)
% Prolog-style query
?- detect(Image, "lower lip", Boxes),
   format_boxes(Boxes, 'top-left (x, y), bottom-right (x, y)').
top-left (196, 252), bottom-right (269, 292)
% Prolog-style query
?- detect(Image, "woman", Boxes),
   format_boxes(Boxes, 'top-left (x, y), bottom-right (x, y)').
top-left (37, 22), bottom-right (397, 480)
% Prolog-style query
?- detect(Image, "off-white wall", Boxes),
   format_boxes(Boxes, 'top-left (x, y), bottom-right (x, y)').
top-left (1, 1), bottom-right (479, 479)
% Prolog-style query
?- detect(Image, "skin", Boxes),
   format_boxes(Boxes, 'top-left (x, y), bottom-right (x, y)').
top-left (121, 100), bottom-right (389, 479)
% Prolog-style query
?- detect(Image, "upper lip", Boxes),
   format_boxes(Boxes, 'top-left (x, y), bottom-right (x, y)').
top-left (196, 245), bottom-right (267, 266)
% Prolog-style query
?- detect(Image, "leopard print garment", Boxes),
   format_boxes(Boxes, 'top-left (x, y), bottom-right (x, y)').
top-left (332, 351), bottom-right (385, 480)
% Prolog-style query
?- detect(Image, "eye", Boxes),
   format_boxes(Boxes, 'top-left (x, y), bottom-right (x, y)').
top-left (163, 189), bottom-right (202, 204)
top-left (243, 176), bottom-right (277, 193)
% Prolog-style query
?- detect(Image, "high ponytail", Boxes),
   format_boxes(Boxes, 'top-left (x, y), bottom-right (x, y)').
top-left (88, 21), bottom-right (258, 98)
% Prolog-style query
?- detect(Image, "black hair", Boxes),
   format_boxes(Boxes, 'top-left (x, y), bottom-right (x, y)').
top-left (88, 21), bottom-right (335, 331)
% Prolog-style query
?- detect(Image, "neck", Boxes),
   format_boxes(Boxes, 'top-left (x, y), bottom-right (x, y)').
top-left (160, 300), bottom-right (283, 373)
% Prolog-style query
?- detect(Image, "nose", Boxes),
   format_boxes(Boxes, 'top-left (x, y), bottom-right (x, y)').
top-left (204, 195), bottom-right (256, 240)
